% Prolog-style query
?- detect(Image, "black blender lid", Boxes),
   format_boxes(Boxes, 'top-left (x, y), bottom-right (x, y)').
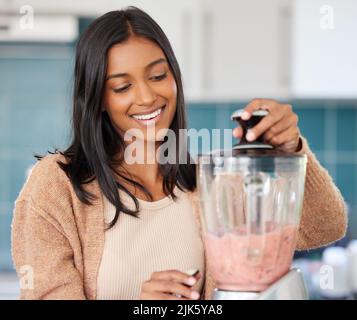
top-left (229, 108), bottom-right (303, 158)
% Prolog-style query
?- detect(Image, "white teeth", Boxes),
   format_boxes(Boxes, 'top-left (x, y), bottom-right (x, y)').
top-left (132, 107), bottom-right (162, 120)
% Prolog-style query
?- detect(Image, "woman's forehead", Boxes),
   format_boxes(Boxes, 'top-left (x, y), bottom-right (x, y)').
top-left (107, 36), bottom-right (166, 73)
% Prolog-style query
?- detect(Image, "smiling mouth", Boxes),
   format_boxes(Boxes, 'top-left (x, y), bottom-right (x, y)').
top-left (130, 105), bottom-right (166, 122)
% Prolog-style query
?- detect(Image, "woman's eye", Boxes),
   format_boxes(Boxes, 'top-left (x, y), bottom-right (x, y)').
top-left (151, 73), bottom-right (167, 81)
top-left (113, 84), bottom-right (131, 93)
top-left (112, 73), bottom-right (167, 93)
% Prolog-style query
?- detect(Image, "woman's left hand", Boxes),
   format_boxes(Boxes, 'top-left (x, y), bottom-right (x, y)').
top-left (233, 99), bottom-right (302, 153)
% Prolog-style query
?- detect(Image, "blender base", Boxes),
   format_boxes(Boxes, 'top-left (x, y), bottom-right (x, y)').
top-left (212, 268), bottom-right (308, 300)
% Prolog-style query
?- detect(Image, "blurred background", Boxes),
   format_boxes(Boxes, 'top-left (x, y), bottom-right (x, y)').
top-left (0, 0), bottom-right (356, 299)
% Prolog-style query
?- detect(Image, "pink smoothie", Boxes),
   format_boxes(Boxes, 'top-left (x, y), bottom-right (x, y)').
top-left (205, 224), bottom-right (298, 292)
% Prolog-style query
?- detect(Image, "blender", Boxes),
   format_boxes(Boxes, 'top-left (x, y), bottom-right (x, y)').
top-left (197, 109), bottom-right (308, 300)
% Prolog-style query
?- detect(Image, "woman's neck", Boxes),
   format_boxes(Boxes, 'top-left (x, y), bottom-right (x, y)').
top-left (113, 140), bottom-right (167, 201)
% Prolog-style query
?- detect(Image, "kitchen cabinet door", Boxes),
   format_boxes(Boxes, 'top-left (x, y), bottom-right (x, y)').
top-left (291, 0), bottom-right (357, 99)
top-left (202, 0), bottom-right (292, 101)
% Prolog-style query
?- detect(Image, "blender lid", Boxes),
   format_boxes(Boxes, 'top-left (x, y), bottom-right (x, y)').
top-left (228, 108), bottom-right (304, 158)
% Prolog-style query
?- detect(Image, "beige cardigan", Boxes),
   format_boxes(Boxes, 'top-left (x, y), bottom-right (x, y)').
top-left (11, 137), bottom-right (347, 300)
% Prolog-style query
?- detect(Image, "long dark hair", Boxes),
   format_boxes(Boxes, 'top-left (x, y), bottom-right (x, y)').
top-left (36, 7), bottom-right (196, 228)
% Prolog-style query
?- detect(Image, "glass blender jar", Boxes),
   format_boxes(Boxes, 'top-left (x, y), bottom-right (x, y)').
top-left (197, 109), bottom-right (308, 299)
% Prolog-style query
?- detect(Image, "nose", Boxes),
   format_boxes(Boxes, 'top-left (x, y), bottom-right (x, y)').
top-left (135, 81), bottom-right (157, 107)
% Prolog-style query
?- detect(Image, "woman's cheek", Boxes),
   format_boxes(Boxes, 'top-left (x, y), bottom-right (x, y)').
top-left (169, 76), bottom-right (177, 97)
top-left (109, 95), bottom-right (132, 113)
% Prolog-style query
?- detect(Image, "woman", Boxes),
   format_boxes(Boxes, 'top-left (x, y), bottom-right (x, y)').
top-left (11, 7), bottom-right (347, 300)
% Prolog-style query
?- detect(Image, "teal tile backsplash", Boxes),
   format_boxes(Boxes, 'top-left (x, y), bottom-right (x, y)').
top-left (336, 164), bottom-right (357, 206)
top-left (337, 109), bottom-right (357, 151)
top-left (294, 108), bottom-right (326, 151)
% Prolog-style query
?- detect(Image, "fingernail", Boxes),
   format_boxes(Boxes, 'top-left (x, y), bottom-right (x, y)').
top-left (233, 128), bottom-right (238, 137)
top-left (190, 291), bottom-right (200, 300)
top-left (246, 130), bottom-right (256, 141)
top-left (241, 111), bottom-right (250, 119)
top-left (186, 277), bottom-right (196, 286)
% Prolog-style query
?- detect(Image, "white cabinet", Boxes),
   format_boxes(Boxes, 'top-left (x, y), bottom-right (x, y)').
top-left (291, 0), bottom-right (357, 99)
top-left (200, 0), bottom-right (292, 101)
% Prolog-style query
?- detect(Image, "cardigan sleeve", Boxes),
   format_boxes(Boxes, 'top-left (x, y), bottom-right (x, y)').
top-left (11, 198), bottom-right (86, 300)
top-left (295, 137), bottom-right (348, 250)
top-left (11, 155), bottom-right (88, 300)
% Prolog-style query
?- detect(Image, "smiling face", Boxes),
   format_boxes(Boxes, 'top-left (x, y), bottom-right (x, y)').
top-left (103, 36), bottom-right (177, 143)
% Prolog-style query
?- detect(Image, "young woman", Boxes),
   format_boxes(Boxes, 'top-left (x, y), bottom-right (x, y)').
top-left (11, 7), bottom-right (347, 300)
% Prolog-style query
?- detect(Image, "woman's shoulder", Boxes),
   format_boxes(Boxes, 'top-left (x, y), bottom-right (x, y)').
top-left (16, 153), bottom-right (72, 205)
top-left (32, 152), bottom-right (68, 174)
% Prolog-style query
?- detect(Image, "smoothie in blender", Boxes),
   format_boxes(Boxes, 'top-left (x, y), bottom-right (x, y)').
top-left (205, 224), bottom-right (298, 292)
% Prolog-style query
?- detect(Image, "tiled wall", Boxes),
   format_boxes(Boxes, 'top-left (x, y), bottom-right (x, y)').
top-left (0, 41), bottom-right (356, 270)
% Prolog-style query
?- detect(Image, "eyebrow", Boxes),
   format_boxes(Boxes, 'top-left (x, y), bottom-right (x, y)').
top-left (106, 58), bottom-right (167, 80)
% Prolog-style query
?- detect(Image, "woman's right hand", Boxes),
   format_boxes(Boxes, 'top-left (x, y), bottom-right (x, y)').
top-left (139, 270), bottom-right (201, 300)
